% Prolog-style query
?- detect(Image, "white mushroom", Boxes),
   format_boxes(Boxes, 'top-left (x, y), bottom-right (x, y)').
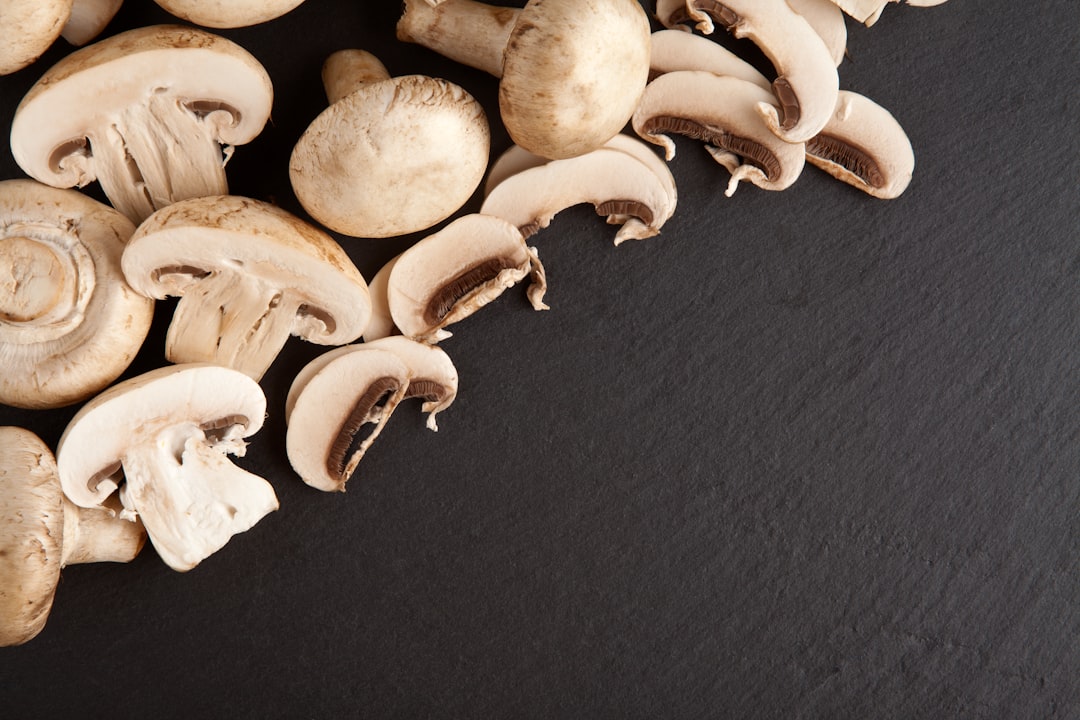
top-left (362, 254), bottom-right (402, 343)
top-left (290, 49), bottom-right (490, 238)
top-left (121, 195), bottom-right (372, 381)
top-left (0, 179), bottom-right (154, 409)
top-left (827, 0), bottom-right (950, 26)
top-left (61, 0), bottom-right (124, 46)
top-left (10, 25), bottom-right (273, 224)
top-left (152, 0), bottom-right (307, 29)
top-left (0, 0), bottom-right (72, 75)
top-left (787, 0), bottom-right (847, 67)
top-left (649, 29), bottom-right (772, 91)
top-left (56, 364), bottom-right (278, 573)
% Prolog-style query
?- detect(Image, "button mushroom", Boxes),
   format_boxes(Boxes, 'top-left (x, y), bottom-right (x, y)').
top-left (56, 364), bottom-right (278, 573)
top-left (0, 0), bottom-right (72, 75)
top-left (1, 426), bottom-right (146, 646)
top-left (121, 195), bottom-right (372, 381)
top-left (290, 49), bottom-right (490, 238)
top-left (828, 0), bottom-right (949, 27)
top-left (10, 25), bottom-right (274, 224)
top-left (397, 0), bottom-right (651, 160)
top-left (0, 179), bottom-right (154, 409)
top-left (61, 0), bottom-right (124, 46)
top-left (152, 0), bottom-right (306, 28)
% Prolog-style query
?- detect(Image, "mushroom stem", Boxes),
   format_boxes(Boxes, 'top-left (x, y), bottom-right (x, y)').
top-left (321, 50), bottom-right (391, 105)
top-left (397, 0), bottom-right (518, 78)
top-left (61, 0), bottom-right (124, 46)
top-left (60, 496), bottom-right (145, 566)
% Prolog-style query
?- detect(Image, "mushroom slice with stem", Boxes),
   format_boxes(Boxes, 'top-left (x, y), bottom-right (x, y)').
top-left (152, 0), bottom-right (306, 28)
top-left (649, 29), bottom-right (772, 90)
top-left (56, 364), bottom-right (277, 572)
top-left (0, 0), bottom-right (72, 75)
top-left (61, 0), bottom-right (124, 46)
top-left (363, 254), bottom-right (402, 343)
top-left (654, 0), bottom-right (839, 143)
top-left (633, 71), bottom-right (806, 197)
top-left (10, 25), bottom-right (273, 224)
top-left (121, 195), bottom-right (372, 381)
top-left (0, 179), bottom-right (154, 409)
top-left (290, 49), bottom-right (489, 239)
top-left (1, 426), bottom-right (145, 646)
top-left (827, 0), bottom-right (949, 26)
top-left (397, 0), bottom-right (651, 160)
top-left (787, 0), bottom-right (847, 67)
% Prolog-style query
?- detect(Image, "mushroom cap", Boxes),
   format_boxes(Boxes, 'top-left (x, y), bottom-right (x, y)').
top-left (290, 73), bottom-right (489, 238)
top-left (0, 179), bottom-right (154, 409)
top-left (152, 0), bottom-right (307, 28)
top-left (498, 0), bottom-right (652, 159)
top-left (0, 0), bottom-right (72, 75)
top-left (10, 24), bottom-right (273, 191)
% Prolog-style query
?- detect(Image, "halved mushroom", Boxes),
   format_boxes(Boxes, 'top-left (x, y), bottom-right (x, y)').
top-left (0, 0), bottom-right (72, 75)
top-left (10, 25), bottom-right (273, 224)
top-left (397, 0), bottom-right (651, 159)
top-left (0, 179), bottom-right (154, 409)
top-left (385, 214), bottom-right (547, 344)
top-left (286, 337), bottom-right (459, 492)
top-left (1, 426), bottom-right (145, 646)
top-left (61, 0), bottom-right (124, 46)
top-left (827, 0), bottom-right (949, 26)
top-left (152, 0), bottom-right (306, 28)
top-left (290, 49), bottom-right (489, 238)
top-left (633, 71), bottom-right (806, 196)
top-left (121, 195), bottom-right (372, 381)
top-left (56, 364), bottom-right (277, 572)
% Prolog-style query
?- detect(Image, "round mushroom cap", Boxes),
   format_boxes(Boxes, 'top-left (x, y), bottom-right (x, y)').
top-left (153, 0), bottom-right (307, 28)
top-left (0, 0), bottom-right (72, 75)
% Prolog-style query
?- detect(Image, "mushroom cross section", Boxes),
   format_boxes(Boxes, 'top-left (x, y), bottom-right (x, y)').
top-left (152, 0), bottom-right (307, 28)
top-left (56, 364), bottom-right (278, 572)
top-left (648, 29), bottom-right (773, 91)
top-left (10, 25), bottom-right (273, 224)
top-left (121, 195), bottom-right (372, 381)
top-left (361, 253), bottom-right (401, 343)
top-left (827, 0), bottom-right (949, 26)
top-left (786, 0), bottom-right (847, 67)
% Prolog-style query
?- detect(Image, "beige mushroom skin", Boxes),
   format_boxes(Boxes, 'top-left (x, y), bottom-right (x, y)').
top-left (61, 0), bottom-right (124, 46)
top-left (152, 0), bottom-right (306, 28)
top-left (0, 0), bottom-right (72, 75)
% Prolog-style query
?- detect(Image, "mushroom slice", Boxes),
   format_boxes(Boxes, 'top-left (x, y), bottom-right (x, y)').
top-left (290, 49), bottom-right (489, 238)
top-left (56, 364), bottom-right (277, 572)
top-left (1, 426), bottom-right (146, 646)
top-left (10, 25), bottom-right (273, 224)
top-left (654, 0), bottom-right (839, 143)
top-left (633, 71), bottom-right (806, 196)
top-left (387, 214), bottom-right (547, 344)
top-left (0, 0), bottom-right (71, 75)
top-left (827, 0), bottom-right (949, 26)
top-left (122, 195), bottom-right (371, 381)
top-left (363, 254), bottom-right (402, 343)
top-left (0, 179), bottom-right (154, 409)
top-left (61, 0), bottom-right (124, 46)
top-left (152, 0), bottom-right (306, 28)
top-left (787, 0), bottom-right (847, 67)
top-left (398, 0), bottom-right (651, 159)
top-left (805, 90), bottom-right (915, 199)
top-left (649, 29), bottom-right (772, 90)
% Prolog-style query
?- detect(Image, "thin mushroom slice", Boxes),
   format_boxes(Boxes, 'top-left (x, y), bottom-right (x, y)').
top-left (787, 0), bottom-right (847, 67)
top-left (655, 0), bottom-right (839, 143)
top-left (805, 90), bottom-right (915, 199)
top-left (152, 0), bottom-right (306, 28)
top-left (649, 29), bottom-right (772, 90)
top-left (827, 0), bottom-right (950, 26)
top-left (363, 254), bottom-right (401, 343)
top-left (387, 214), bottom-right (547, 344)
top-left (633, 71), bottom-right (806, 196)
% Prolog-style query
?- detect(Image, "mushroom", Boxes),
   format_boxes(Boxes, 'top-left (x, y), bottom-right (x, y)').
top-left (0, 179), bottom-right (154, 409)
top-left (649, 29), bottom-right (773, 91)
top-left (362, 253), bottom-right (402, 343)
top-left (61, 0), bottom-right (124, 46)
top-left (397, 0), bottom-right (651, 159)
top-left (382, 214), bottom-right (547, 344)
top-left (0, 0), bottom-right (72, 75)
top-left (10, 24), bottom-right (274, 224)
top-left (290, 49), bottom-right (490, 238)
top-left (655, 0), bottom-right (839, 143)
top-left (1, 426), bottom-right (145, 646)
top-left (56, 364), bottom-right (278, 572)
top-left (286, 337), bottom-right (459, 492)
top-left (828, 0), bottom-right (949, 26)
top-left (152, 0), bottom-right (306, 28)
top-left (787, 0), bottom-right (847, 67)
top-left (121, 195), bottom-right (372, 381)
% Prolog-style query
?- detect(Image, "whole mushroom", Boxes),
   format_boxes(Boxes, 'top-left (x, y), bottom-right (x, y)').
top-left (152, 0), bottom-right (307, 28)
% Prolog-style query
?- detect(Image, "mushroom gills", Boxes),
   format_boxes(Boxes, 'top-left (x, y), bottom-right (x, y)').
top-left (423, 256), bottom-right (523, 328)
top-left (805, 135), bottom-right (885, 188)
top-left (640, 116), bottom-right (782, 181)
top-left (327, 377), bottom-right (404, 483)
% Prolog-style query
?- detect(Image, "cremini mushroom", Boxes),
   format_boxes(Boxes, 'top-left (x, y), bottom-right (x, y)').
top-left (0, 0), bottom-right (72, 75)
top-left (290, 49), bottom-right (489, 238)
top-left (56, 364), bottom-right (278, 573)
top-left (121, 195), bottom-right (371, 381)
top-left (0, 179), bottom-right (154, 409)
top-left (10, 25), bottom-right (273, 224)
top-left (828, 0), bottom-right (950, 26)
top-left (152, 0), bottom-right (306, 28)
top-left (1, 426), bottom-right (145, 646)
top-left (286, 337), bottom-right (459, 492)
top-left (397, 0), bottom-right (651, 159)
top-left (61, 0), bottom-right (124, 46)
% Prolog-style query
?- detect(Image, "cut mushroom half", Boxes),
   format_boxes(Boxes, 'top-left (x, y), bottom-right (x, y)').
top-left (10, 25), bottom-right (273, 224)
top-left (1, 426), bottom-right (146, 646)
top-left (286, 337), bottom-right (459, 492)
top-left (0, 179), bottom-right (154, 409)
top-left (121, 195), bottom-right (372, 381)
top-left (633, 71), bottom-right (806, 196)
top-left (152, 0), bottom-right (307, 28)
top-left (56, 364), bottom-right (278, 572)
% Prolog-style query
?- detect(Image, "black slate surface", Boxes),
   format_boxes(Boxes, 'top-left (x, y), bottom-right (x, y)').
top-left (1, 1), bottom-right (1078, 718)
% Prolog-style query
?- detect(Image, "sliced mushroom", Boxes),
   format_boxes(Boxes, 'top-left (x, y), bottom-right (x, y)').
top-left (10, 25), bottom-right (273, 224)
top-left (152, 0), bottom-right (306, 28)
top-left (121, 195), bottom-right (371, 381)
top-left (386, 214), bottom-right (547, 344)
top-left (633, 70), bottom-right (806, 196)
top-left (828, 0), bottom-right (949, 26)
top-left (649, 29), bottom-right (772, 90)
top-left (61, 0), bottom-right (124, 46)
top-left (1, 426), bottom-right (145, 646)
top-left (363, 254), bottom-right (401, 343)
top-left (805, 90), bottom-right (914, 199)
top-left (290, 49), bottom-right (489, 238)
top-left (787, 0), bottom-right (847, 67)
top-left (0, 179), bottom-right (154, 409)
top-left (56, 364), bottom-right (277, 572)
top-left (397, 0), bottom-right (651, 159)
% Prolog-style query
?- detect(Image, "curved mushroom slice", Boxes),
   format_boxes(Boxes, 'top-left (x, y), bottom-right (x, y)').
top-left (633, 71), bottom-right (806, 196)
top-left (805, 90), bottom-right (914, 199)
top-left (10, 25), bottom-right (273, 224)
top-left (0, 0), bottom-right (71, 75)
top-left (0, 179), bottom-right (154, 409)
top-left (649, 29), bottom-right (771, 90)
top-left (122, 195), bottom-right (371, 381)
top-left (363, 254), bottom-right (401, 343)
top-left (387, 214), bottom-right (547, 344)
top-left (787, 0), bottom-right (847, 67)
top-left (61, 0), bottom-right (123, 46)
top-left (152, 0), bottom-right (306, 28)
top-left (654, 0), bottom-right (839, 143)
top-left (56, 364), bottom-right (277, 572)
top-left (828, 0), bottom-right (949, 26)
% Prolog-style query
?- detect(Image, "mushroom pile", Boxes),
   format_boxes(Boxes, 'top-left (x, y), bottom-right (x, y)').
top-left (1, 0), bottom-right (951, 644)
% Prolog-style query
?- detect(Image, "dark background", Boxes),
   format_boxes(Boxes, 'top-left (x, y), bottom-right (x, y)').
top-left (1, 1), bottom-right (1078, 717)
